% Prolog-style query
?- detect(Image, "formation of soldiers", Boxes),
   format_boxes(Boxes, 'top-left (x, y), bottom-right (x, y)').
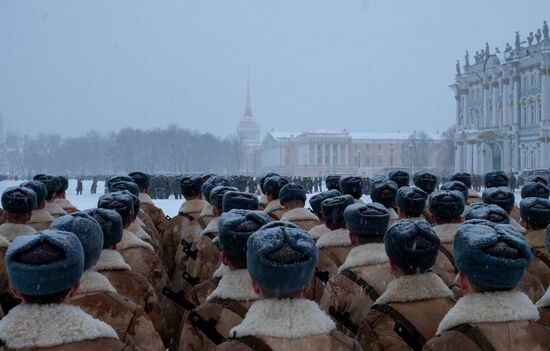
top-left (0, 169), bottom-right (548, 350)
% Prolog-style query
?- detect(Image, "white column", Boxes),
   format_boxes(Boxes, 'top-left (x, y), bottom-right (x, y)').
top-left (541, 70), bottom-right (549, 167)
top-left (513, 76), bottom-right (521, 170)
top-left (455, 142), bottom-right (462, 172)
top-left (483, 84), bottom-right (490, 128)
top-left (463, 90), bottom-right (470, 127)
top-left (472, 142), bottom-right (479, 174)
top-left (466, 142), bottom-right (473, 173)
top-left (492, 82), bottom-right (498, 127)
top-left (502, 79), bottom-right (509, 126)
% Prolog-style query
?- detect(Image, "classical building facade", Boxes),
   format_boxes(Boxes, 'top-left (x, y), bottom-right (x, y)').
top-left (237, 74), bottom-right (261, 174)
top-left (452, 21), bottom-right (550, 174)
top-left (258, 130), bottom-right (443, 177)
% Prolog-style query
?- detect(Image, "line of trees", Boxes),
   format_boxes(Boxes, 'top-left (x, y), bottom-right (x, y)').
top-left (0, 124), bottom-right (244, 177)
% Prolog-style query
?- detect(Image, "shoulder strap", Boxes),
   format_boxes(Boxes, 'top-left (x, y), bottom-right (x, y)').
top-left (533, 248), bottom-right (550, 270)
top-left (450, 324), bottom-right (497, 351)
top-left (208, 297), bottom-right (249, 319)
top-left (231, 335), bottom-right (274, 351)
top-left (438, 245), bottom-right (457, 272)
top-left (267, 212), bottom-right (280, 221)
top-left (372, 304), bottom-right (425, 351)
top-left (180, 212), bottom-right (195, 222)
top-left (204, 231), bottom-right (216, 241)
top-left (198, 217), bottom-right (207, 229)
top-left (324, 249), bottom-right (344, 268)
top-left (340, 269), bottom-right (380, 301)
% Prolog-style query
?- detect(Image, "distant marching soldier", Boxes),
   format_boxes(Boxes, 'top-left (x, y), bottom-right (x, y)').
top-left (279, 183), bottom-right (320, 231)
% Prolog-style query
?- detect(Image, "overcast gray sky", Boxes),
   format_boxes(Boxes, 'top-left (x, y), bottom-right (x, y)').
top-left (1, 0), bottom-right (549, 138)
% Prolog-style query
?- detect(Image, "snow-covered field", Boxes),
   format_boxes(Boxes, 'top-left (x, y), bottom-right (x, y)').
top-left (0, 179), bottom-right (522, 216)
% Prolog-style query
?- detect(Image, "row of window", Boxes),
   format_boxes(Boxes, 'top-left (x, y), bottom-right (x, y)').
top-left (464, 71), bottom-right (542, 102)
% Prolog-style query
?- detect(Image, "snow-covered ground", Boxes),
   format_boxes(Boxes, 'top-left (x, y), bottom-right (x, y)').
top-left (0, 179), bottom-right (522, 216)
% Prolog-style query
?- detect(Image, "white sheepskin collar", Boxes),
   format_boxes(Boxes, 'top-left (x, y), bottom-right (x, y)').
top-left (138, 192), bottom-right (154, 205)
top-left (510, 218), bottom-right (526, 234)
top-left (259, 195), bottom-right (268, 205)
top-left (309, 224), bottom-right (329, 240)
top-left (0, 235), bottom-right (10, 249)
top-left (0, 303), bottom-right (118, 349)
top-left (213, 263), bottom-right (230, 278)
top-left (179, 199), bottom-right (208, 215)
top-left (45, 202), bottom-right (68, 216)
top-left (0, 223), bottom-right (36, 243)
top-left (202, 216), bottom-right (220, 236)
top-left (207, 269), bottom-right (258, 302)
top-left (281, 208), bottom-right (319, 222)
top-left (264, 199), bottom-right (284, 214)
top-left (30, 208), bottom-right (55, 223)
top-left (77, 270), bottom-right (117, 294)
top-left (388, 208), bottom-right (399, 220)
top-left (128, 221), bottom-right (151, 241)
top-left (134, 216), bottom-right (147, 229)
top-left (536, 287), bottom-right (550, 308)
top-left (468, 189), bottom-right (481, 199)
top-left (117, 230), bottom-right (153, 252)
top-left (199, 204), bottom-right (215, 218)
top-left (230, 298), bottom-right (335, 339)
top-left (92, 249), bottom-right (131, 271)
top-left (375, 273), bottom-right (453, 305)
top-left (338, 243), bottom-right (388, 272)
top-left (54, 198), bottom-right (77, 210)
top-left (433, 223), bottom-right (461, 243)
top-left (316, 228), bottom-right (351, 249)
top-left (526, 229), bottom-right (546, 248)
top-left (437, 291), bottom-right (539, 335)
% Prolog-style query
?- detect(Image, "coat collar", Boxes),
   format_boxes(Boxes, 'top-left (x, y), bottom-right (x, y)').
top-left (309, 224), bottom-right (329, 240)
top-left (128, 221), bottom-right (151, 241)
top-left (433, 223), bottom-right (461, 243)
top-left (117, 230), bottom-right (153, 252)
top-left (207, 269), bottom-right (258, 302)
top-left (338, 243), bottom-right (389, 272)
top-left (437, 291), bottom-right (539, 335)
top-left (92, 249), bottom-right (131, 271)
top-left (54, 198), bottom-right (77, 211)
top-left (536, 287), bottom-right (550, 308)
top-left (199, 204), bottom-right (215, 218)
top-left (45, 201), bottom-right (68, 217)
top-left (202, 216), bottom-right (220, 236)
top-left (281, 208), bottom-right (319, 222)
top-left (230, 298), bottom-right (335, 339)
top-left (0, 303), bottom-right (118, 349)
top-left (179, 199), bottom-right (209, 216)
top-left (264, 199), bottom-right (284, 214)
top-left (510, 218), bottom-right (526, 234)
top-left (77, 270), bottom-right (117, 294)
top-left (138, 192), bottom-right (154, 205)
top-left (375, 272), bottom-right (453, 305)
top-left (526, 229), bottom-right (546, 248)
top-left (0, 223), bottom-right (36, 242)
top-left (468, 188), bottom-right (482, 199)
top-left (213, 263), bottom-right (230, 278)
top-left (316, 228), bottom-right (351, 249)
top-left (30, 208), bottom-right (55, 223)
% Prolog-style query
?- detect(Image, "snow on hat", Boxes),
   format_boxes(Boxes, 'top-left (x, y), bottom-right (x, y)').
top-left (484, 170), bottom-right (509, 188)
top-left (450, 172), bottom-right (473, 188)
top-left (7, 230), bottom-right (84, 295)
top-left (32, 174), bottom-right (58, 196)
top-left (128, 171), bottom-right (150, 190)
top-left (339, 175), bottom-right (363, 198)
top-left (247, 224), bottom-right (317, 294)
top-left (482, 187), bottom-right (515, 213)
top-left (98, 191), bottom-right (136, 222)
top-left (222, 191), bottom-right (259, 212)
top-left (429, 190), bottom-right (465, 219)
top-left (219, 209), bottom-right (270, 258)
top-left (109, 181), bottom-right (139, 197)
top-left (2, 186), bottom-right (37, 214)
top-left (325, 175), bottom-right (341, 191)
top-left (58, 176), bottom-right (69, 192)
top-left (180, 175), bottom-right (204, 196)
top-left (84, 208), bottom-right (123, 248)
top-left (210, 186), bottom-right (238, 209)
top-left (51, 212), bottom-right (104, 270)
top-left (521, 181), bottom-right (550, 199)
top-left (440, 181), bottom-right (468, 203)
top-left (388, 170), bottom-right (410, 188)
top-left (344, 202), bottom-right (389, 236)
top-left (385, 219), bottom-right (440, 273)
top-left (454, 222), bottom-right (531, 288)
top-left (259, 220), bottom-right (301, 231)
top-left (105, 175), bottom-right (134, 189)
top-left (309, 190), bottom-right (341, 218)
top-left (526, 175), bottom-right (548, 186)
top-left (396, 186), bottom-right (427, 216)
top-left (259, 172), bottom-right (279, 194)
top-left (201, 176), bottom-right (230, 200)
top-left (520, 197), bottom-right (550, 227)
top-left (21, 180), bottom-right (47, 204)
top-left (279, 183), bottom-right (307, 205)
top-left (464, 203), bottom-right (510, 224)
top-left (263, 176), bottom-right (289, 198)
top-left (370, 178), bottom-right (398, 208)
top-left (413, 171), bottom-right (437, 194)
top-left (321, 195), bottom-right (355, 224)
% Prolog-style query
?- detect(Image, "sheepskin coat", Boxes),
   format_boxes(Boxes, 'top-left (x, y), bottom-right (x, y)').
top-left (431, 223), bottom-right (461, 287)
top-left (138, 193), bottom-right (167, 237)
top-left (466, 189), bottom-right (482, 205)
top-left (264, 199), bottom-right (287, 220)
top-left (134, 210), bottom-right (164, 261)
top-left (197, 204), bottom-right (216, 230)
top-left (424, 291), bottom-right (550, 351)
top-left (28, 208), bottom-right (55, 231)
top-left (309, 223), bottom-right (330, 240)
top-left (69, 270), bottom-right (164, 351)
top-left (258, 194), bottom-right (268, 211)
top-left (217, 298), bottom-right (362, 351)
top-left (356, 273), bottom-right (455, 351)
top-left (93, 249), bottom-right (167, 343)
top-left (0, 236), bottom-right (10, 302)
top-left (311, 229), bottom-right (353, 302)
top-left (186, 217), bottom-right (221, 284)
top-left (525, 229), bottom-right (550, 287)
top-left (536, 287), bottom-right (550, 327)
top-left (187, 265), bottom-right (228, 306)
top-left (177, 269), bottom-right (258, 351)
top-left (319, 243), bottom-right (392, 337)
top-left (510, 205), bottom-right (521, 223)
top-left (0, 303), bottom-right (128, 351)
top-left (280, 207), bottom-right (320, 231)
top-left (44, 201), bottom-right (67, 218)
top-left (0, 223), bottom-right (36, 242)
top-left (53, 198), bottom-right (79, 213)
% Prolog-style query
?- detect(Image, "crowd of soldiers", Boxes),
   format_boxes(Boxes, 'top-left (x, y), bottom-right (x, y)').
top-left (0, 169), bottom-right (548, 350)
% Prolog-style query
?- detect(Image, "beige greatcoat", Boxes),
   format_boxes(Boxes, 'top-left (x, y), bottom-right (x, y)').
top-left (264, 199), bottom-right (287, 221)
top-left (54, 198), bottom-right (79, 213)
top-left (280, 208), bottom-right (320, 231)
top-left (28, 208), bottom-right (55, 231)
top-left (525, 229), bottom-right (550, 287)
